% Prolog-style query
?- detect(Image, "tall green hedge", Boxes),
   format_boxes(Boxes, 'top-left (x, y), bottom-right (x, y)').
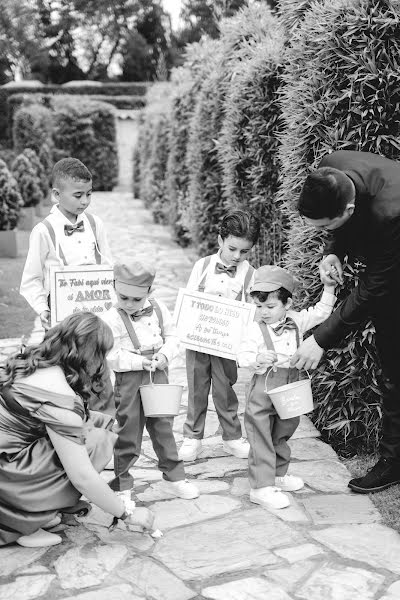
top-left (219, 31), bottom-right (285, 267)
top-left (11, 153), bottom-right (44, 208)
top-left (0, 159), bottom-right (23, 230)
top-left (279, 0), bottom-right (400, 454)
top-left (12, 104), bottom-right (53, 154)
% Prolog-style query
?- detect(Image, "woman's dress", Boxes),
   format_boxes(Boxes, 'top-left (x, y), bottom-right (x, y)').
top-left (0, 375), bottom-right (116, 545)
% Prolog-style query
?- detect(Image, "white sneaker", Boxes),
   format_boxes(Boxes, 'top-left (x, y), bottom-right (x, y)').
top-left (162, 479), bottom-right (200, 499)
top-left (250, 486), bottom-right (290, 510)
top-left (17, 529), bottom-right (62, 547)
top-left (178, 438), bottom-right (202, 462)
top-left (275, 474), bottom-right (304, 492)
top-left (223, 437), bottom-right (250, 459)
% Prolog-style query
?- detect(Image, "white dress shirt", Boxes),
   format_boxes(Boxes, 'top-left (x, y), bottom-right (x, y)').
top-left (103, 299), bottom-right (179, 372)
top-left (186, 251), bottom-right (255, 301)
top-left (20, 205), bottom-right (113, 315)
top-left (238, 290), bottom-right (336, 373)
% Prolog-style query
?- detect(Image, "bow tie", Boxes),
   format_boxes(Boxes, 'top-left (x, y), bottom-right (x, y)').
top-left (269, 316), bottom-right (297, 336)
top-left (215, 262), bottom-right (237, 278)
top-left (64, 221), bottom-right (85, 236)
top-left (130, 306), bottom-right (154, 321)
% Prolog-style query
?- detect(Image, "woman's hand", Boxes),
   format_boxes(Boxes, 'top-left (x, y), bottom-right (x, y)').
top-left (125, 507), bottom-right (154, 531)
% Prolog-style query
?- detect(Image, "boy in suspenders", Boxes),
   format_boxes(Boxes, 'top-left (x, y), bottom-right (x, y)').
top-left (20, 158), bottom-right (114, 415)
top-left (237, 266), bottom-right (336, 510)
top-left (103, 261), bottom-right (199, 503)
top-left (179, 210), bottom-right (260, 462)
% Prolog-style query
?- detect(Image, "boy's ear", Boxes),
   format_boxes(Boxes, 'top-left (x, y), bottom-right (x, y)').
top-left (52, 187), bottom-right (60, 200)
top-left (285, 297), bottom-right (293, 310)
top-left (217, 234), bottom-right (224, 248)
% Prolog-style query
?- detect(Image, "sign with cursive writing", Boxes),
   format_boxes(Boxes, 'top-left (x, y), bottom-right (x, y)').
top-left (49, 264), bottom-right (116, 325)
top-left (173, 289), bottom-right (256, 360)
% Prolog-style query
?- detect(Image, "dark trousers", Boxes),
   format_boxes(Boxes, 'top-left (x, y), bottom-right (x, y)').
top-left (373, 298), bottom-right (400, 462)
top-left (108, 369), bottom-right (185, 492)
top-left (245, 367), bottom-right (300, 488)
top-left (183, 349), bottom-right (242, 441)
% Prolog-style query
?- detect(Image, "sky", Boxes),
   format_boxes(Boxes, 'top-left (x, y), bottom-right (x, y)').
top-left (161, 0), bottom-right (183, 30)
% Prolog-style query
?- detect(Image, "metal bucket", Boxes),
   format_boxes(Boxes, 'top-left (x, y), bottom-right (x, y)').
top-left (265, 369), bottom-right (313, 420)
top-left (140, 370), bottom-right (183, 417)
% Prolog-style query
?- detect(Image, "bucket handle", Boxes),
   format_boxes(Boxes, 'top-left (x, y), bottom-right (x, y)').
top-left (265, 367), bottom-right (311, 394)
top-left (148, 367), bottom-right (168, 387)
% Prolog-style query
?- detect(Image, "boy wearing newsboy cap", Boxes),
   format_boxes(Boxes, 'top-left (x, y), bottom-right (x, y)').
top-left (103, 260), bottom-right (199, 503)
top-left (237, 265), bottom-right (336, 510)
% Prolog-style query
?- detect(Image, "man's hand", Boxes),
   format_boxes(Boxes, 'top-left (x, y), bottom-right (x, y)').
top-left (40, 310), bottom-right (50, 330)
top-left (320, 254), bottom-right (343, 286)
top-left (152, 352), bottom-right (168, 371)
top-left (290, 335), bottom-right (324, 370)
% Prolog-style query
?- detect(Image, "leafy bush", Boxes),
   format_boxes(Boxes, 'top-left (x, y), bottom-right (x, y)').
top-left (12, 104), bottom-right (53, 154)
top-left (219, 31), bottom-right (285, 267)
top-left (23, 148), bottom-right (49, 196)
top-left (0, 159), bottom-right (23, 230)
top-left (51, 96), bottom-right (118, 191)
top-left (38, 142), bottom-right (53, 189)
top-left (279, 0), bottom-right (400, 454)
top-left (11, 153), bottom-right (44, 208)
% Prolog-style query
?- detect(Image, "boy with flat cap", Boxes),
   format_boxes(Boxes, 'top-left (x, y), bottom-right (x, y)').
top-left (103, 260), bottom-right (199, 503)
top-left (238, 265), bottom-right (336, 510)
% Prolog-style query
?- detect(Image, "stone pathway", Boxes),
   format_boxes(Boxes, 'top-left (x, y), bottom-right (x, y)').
top-left (1, 191), bottom-right (400, 599)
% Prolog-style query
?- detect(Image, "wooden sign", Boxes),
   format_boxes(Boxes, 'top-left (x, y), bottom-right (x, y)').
top-left (49, 264), bottom-right (116, 325)
top-left (174, 288), bottom-right (256, 360)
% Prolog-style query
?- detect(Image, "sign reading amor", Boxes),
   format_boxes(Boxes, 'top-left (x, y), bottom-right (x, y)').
top-left (174, 289), bottom-right (256, 360)
top-left (49, 264), bottom-right (116, 325)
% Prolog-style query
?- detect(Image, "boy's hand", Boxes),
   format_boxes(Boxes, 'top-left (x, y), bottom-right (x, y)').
top-left (142, 357), bottom-right (153, 371)
top-left (40, 310), bottom-right (50, 330)
top-left (256, 351), bottom-right (277, 369)
top-left (320, 254), bottom-right (343, 286)
top-left (152, 352), bottom-right (168, 371)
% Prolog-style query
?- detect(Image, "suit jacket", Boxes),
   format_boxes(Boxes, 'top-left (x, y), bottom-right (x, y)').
top-left (312, 150), bottom-right (400, 348)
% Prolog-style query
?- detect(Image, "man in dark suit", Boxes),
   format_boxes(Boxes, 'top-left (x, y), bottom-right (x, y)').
top-left (291, 150), bottom-right (400, 493)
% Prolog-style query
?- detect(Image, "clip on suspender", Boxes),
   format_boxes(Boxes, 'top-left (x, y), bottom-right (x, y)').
top-left (42, 213), bottom-right (101, 265)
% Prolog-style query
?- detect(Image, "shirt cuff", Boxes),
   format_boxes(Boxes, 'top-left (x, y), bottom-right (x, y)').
top-left (320, 290), bottom-right (336, 306)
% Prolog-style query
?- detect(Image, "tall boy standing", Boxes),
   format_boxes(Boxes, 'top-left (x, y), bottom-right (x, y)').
top-left (179, 210), bottom-right (261, 462)
top-left (103, 260), bottom-right (199, 501)
top-left (20, 157), bottom-right (113, 413)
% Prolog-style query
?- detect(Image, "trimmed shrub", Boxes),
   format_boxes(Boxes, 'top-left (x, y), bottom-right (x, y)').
top-left (51, 96), bottom-right (118, 191)
top-left (279, 0), bottom-right (400, 454)
top-left (11, 153), bottom-right (44, 208)
top-left (23, 148), bottom-right (49, 196)
top-left (0, 159), bottom-right (23, 230)
top-left (12, 104), bottom-right (53, 154)
top-left (38, 142), bottom-right (53, 187)
top-left (219, 30), bottom-right (285, 267)
top-left (185, 3), bottom-right (277, 255)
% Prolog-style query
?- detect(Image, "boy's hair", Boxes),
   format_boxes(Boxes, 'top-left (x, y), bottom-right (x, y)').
top-left (298, 167), bottom-right (354, 219)
top-left (52, 158), bottom-right (92, 187)
top-left (250, 287), bottom-right (292, 304)
top-left (219, 210), bottom-right (260, 244)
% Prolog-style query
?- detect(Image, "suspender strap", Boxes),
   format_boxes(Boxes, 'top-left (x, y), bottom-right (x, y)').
top-left (117, 308), bottom-right (141, 349)
top-left (234, 264), bottom-right (255, 301)
top-left (148, 298), bottom-right (165, 342)
top-left (198, 256), bottom-right (212, 292)
top-left (42, 219), bottom-right (67, 265)
top-left (85, 212), bottom-right (101, 264)
top-left (258, 317), bottom-right (301, 350)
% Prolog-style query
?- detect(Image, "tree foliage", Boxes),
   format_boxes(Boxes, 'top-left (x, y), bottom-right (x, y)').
top-left (0, 159), bottom-right (23, 230)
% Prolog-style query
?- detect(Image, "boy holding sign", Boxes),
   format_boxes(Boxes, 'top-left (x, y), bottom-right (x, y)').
top-left (179, 210), bottom-right (260, 462)
top-left (238, 266), bottom-right (336, 509)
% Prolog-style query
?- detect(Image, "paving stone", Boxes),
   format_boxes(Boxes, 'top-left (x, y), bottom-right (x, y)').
top-left (65, 526), bottom-right (98, 545)
top-left (202, 577), bottom-right (291, 600)
top-left (19, 565), bottom-right (50, 575)
top-left (266, 496), bottom-right (309, 522)
top-left (287, 460), bottom-right (351, 493)
top-left (288, 437), bottom-right (337, 461)
top-left (264, 560), bottom-right (316, 592)
top-left (291, 416), bottom-right (320, 439)
top-left (185, 456), bottom-right (248, 479)
top-left (197, 436), bottom-right (230, 459)
top-left (63, 584), bottom-right (141, 600)
top-left (54, 544), bottom-right (129, 589)
top-left (303, 494), bottom-right (381, 525)
top-left (137, 479), bottom-right (228, 502)
top-left (85, 525), bottom-right (155, 552)
top-left (231, 477), bottom-right (250, 496)
top-left (0, 547), bottom-right (48, 577)
top-left (151, 494), bottom-right (241, 529)
top-left (380, 581), bottom-right (400, 599)
top-left (130, 467), bottom-right (163, 483)
top-left (118, 557), bottom-right (196, 600)
top-left (153, 508), bottom-right (302, 579)
top-left (296, 563), bottom-right (385, 600)
top-left (274, 543), bottom-right (324, 562)
top-left (311, 524), bottom-right (400, 574)
top-left (0, 574), bottom-right (55, 600)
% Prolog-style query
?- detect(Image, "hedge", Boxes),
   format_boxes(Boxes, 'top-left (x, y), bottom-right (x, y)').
top-left (11, 153), bottom-right (44, 208)
top-left (279, 0), bottom-right (400, 454)
top-left (12, 104), bottom-right (53, 154)
top-left (219, 31), bottom-right (285, 267)
top-left (0, 159), bottom-right (23, 230)
top-left (23, 148), bottom-right (49, 196)
top-left (51, 96), bottom-right (118, 191)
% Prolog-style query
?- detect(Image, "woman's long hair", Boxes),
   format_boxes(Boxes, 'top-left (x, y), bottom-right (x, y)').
top-left (0, 312), bottom-right (114, 403)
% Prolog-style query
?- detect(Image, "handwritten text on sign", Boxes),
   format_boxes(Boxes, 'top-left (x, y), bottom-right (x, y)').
top-left (50, 264), bottom-right (116, 324)
top-left (174, 289), bottom-right (256, 360)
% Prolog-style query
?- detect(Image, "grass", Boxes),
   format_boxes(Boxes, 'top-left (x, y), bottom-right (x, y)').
top-left (0, 229), bottom-right (37, 339)
top-left (343, 454), bottom-right (400, 533)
